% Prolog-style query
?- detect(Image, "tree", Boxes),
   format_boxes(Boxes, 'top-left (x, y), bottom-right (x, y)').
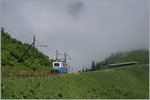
top-left (85, 68), bottom-right (88, 72)
top-left (91, 61), bottom-right (96, 71)
top-left (82, 69), bottom-right (85, 72)
top-left (96, 62), bottom-right (101, 70)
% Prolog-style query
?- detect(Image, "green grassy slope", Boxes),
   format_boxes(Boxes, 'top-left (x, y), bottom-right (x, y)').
top-left (1, 29), bottom-right (53, 73)
top-left (2, 64), bottom-right (149, 99)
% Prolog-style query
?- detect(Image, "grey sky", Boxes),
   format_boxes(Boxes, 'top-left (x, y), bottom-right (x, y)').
top-left (1, 0), bottom-right (149, 72)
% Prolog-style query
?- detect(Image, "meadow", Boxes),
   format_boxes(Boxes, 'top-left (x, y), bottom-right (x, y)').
top-left (1, 64), bottom-right (149, 99)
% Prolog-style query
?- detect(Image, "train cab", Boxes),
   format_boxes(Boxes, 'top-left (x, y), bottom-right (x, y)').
top-left (52, 61), bottom-right (69, 73)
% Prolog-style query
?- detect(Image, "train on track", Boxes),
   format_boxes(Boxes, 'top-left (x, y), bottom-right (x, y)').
top-left (51, 51), bottom-right (71, 74)
top-left (51, 59), bottom-right (70, 73)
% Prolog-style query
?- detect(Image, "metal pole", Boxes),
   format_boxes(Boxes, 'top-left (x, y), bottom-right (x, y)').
top-left (33, 35), bottom-right (35, 71)
top-left (64, 52), bottom-right (66, 63)
top-left (56, 50), bottom-right (58, 60)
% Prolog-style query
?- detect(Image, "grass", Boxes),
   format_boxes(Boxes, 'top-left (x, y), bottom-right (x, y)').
top-left (1, 64), bottom-right (149, 99)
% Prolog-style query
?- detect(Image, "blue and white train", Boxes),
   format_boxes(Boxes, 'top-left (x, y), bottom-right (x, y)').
top-left (52, 60), bottom-right (70, 73)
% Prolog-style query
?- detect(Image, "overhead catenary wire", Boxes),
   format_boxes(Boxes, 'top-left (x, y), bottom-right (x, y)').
top-left (2, 27), bottom-right (56, 53)
top-left (2, 27), bottom-right (33, 44)
top-left (36, 39), bottom-right (56, 52)
top-left (5, 27), bottom-right (65, 52)
top-left (1, 26), bottom-right (33, 40)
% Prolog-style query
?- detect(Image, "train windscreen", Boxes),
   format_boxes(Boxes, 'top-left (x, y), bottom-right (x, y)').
top-left (54, 63), bottom-right (60, 67)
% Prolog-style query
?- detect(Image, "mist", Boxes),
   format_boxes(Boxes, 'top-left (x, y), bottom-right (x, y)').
top-left (1, 0), bottom-right (149, 72)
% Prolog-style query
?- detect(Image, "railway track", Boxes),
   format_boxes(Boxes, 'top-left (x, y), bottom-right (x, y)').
top-left (2, 73), bottom-right (65, 77)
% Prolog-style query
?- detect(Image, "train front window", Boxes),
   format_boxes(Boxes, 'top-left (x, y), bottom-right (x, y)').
top-left (54, 63), bottom-right (60, 67)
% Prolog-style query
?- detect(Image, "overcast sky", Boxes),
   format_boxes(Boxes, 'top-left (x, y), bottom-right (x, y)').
top-left (1, 0), bottom-right (149, 72)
